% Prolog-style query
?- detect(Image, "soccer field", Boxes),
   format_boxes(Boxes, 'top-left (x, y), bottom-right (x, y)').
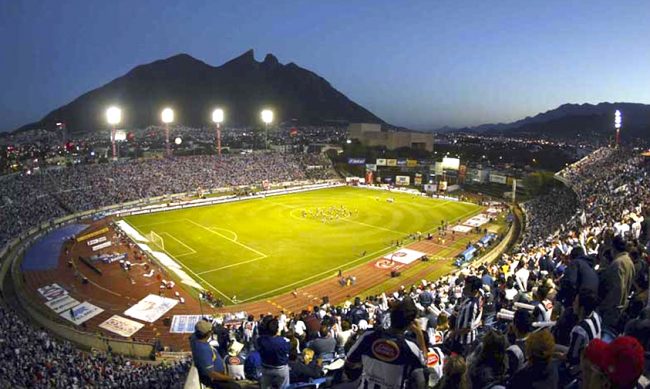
top-left (123, 186), bottom-right (482, 303)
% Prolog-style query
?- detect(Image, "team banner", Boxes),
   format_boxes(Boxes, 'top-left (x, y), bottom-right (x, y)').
top-left (387, 159), bottom-right (397, 166)
top-left (407, 159), bottom-right (418, 167)
top-left (99, 315), bottom-right (145, 337)
top-left (383, 248), bottom-right (426, 265)
top-left (463, 214), bottom-right (490, 227)
top-left (60, 301), bottom-right (104, 325)
top-left (87, 236), bottom-right (107, 246)
top-left (91, 241), bottom-right (112, 251)
top-left (365, 163), bottom-right (377, 172)
top-left (170, 315), bottom-right (212, 333)
top-left (38, 283), bottom-right (68, 301)
top-left (45, 295), bottom-right (80, 313)
top-left (124, 294), bottom-right (179, 323)
top-left (347, 158), bottom-right (366, 165)
top-left (76, 227), bottom-right (109, 242)
top-left (396, 175), bottom-right (410, 186)
top-left (376, 158), bottom-right (387, 166)
top-left (414, 173), bottom-right (423, 185)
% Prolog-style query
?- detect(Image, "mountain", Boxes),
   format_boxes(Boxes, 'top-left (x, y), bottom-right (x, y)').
top-left (17, 50), bottom-right (383, 132)
top-left (455, 102), bottom-right (650, 139)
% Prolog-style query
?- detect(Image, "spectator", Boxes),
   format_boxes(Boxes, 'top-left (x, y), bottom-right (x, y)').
top-left (189, 320), bottom-right (240, 389)
top-left (506, 309), bottom-right (532, 376)
top-left (256, 316), bottom-right (291, 389)
top-left (599, 236), bottom-right (636, 331)
top-left (451, 276), bottom-right (483, 355)
top-left (433, 354), bottom-right (469, 389)
top-left (306, 325), bottom-right (336, 358)
top-left (468, 330), bottom-right (508, 389)
top-left (581, 337), bottom-right (645, 389)
top-left (508, 330), bottom-right (559, 389)
top-left (288, 348), bottom-right (323, 383)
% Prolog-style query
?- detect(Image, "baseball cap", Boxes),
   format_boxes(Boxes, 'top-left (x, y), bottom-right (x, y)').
top-left (195, 319), bottom-right (212, 336)
top-left (584, 337), bottom-right (645, 388)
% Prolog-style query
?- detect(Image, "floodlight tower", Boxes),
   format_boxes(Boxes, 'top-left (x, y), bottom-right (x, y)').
top-left (106, 107), bottom-right (122, 160)
top-left (161, 108), bottom-right (174, 156)
top-left (212, 108), bottom-right (224, 159)
top-left (261, 109), bottom-right (273, 150)
top-left (614, 110), bottom-right (622, 147)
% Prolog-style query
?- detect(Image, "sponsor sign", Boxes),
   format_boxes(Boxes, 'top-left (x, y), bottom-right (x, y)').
top-left (365, 163), bottom-right (377, 172)
top-left (92, 241), bottom-right (112, 251)
top-left (124, 294), bottom-right (179, 323)
top-left (442, 157), bottom-right (460, 170)
top-left (452, 225), bottom-right (473, 233)
top-left (407, 159), bottom-right (418, 167)
top-left (87, 236), bottom-right (107, 246)
top-left (99, 315), bottom-right (145, 337)
top-left (395, 175), bottom-right (410, 186)
top-left (76, 227), bottom-right (109, 242)
top-left (489, 174), bottom-right (507, 184)
top-left (383, 248), bottom-right (426, 265)
top-left (376, 158), bottom-right (387, 166)
top-left (38, 283), bottom-right (68, 301)
top-left (463, 214), bottom-right (490, 227)
top-left (347, 158), bottom-right (366, 165)
top-left (170, 315), bottom-right (212, 333)
top-left (45, 295), bottom-right (80, 313)
top-left (60, 301), bottom-right (104, 325)
top-left (424, 184), bottom-right (437, 192)
top-left (397, 159), bottom-right (407, 167)
top-left (414, 173), bottom-right (423, 185)
top-left (386, 159), bottom-right (397, 167)
top-left (434, 162), bottom-right (444, 175)
top-left (438, 181), bottom-right (448, 192)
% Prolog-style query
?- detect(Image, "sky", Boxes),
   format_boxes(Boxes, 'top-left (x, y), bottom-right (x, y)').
top-left (1, 0), bottom-right (650, 132)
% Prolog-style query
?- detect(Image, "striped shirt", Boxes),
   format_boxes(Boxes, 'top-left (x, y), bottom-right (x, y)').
top-left (567, 311), bottom-right (602, 365)
top-left (456, 296), bottom-right (482, 345)
top-left (532, 299), bottom-right (553, 323)
top-left (506, 337), bottom-right (528, 376)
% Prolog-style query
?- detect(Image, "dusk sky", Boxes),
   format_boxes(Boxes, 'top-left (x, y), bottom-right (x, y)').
top-left (1, 0), bottom-right (650, 132)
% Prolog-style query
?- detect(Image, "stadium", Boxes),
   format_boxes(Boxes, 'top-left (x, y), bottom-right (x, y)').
top-left (2, 4), bottom-right (650, 389)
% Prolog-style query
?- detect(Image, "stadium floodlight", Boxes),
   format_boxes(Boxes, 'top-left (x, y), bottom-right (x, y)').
top-left (614, 110), bottom-right (622, 146)
top-left (161, 108), bottom-right (174, 156)
top-left (175, 137), bottom-right (182, 145)
top-left (261, 109), bottom-right (273, 149)
top-left (106, 106), bottom-right (122, 160)
top-left (212, 108), bottom-right (224, 159)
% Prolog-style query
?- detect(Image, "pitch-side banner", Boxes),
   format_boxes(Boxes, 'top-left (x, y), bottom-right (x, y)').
top-left (396, 175), bottom-right (410, 186)
top-left (407, 159), bottom-right (418, 167)
top-left (76, 227), bottom-right (108, 242)
top-left (365, 163), bottom-right (377, 172)
top-left (489, 174), bottom-right (507, 184)
top-left (38, 283), bottom-right (68, 301)
top-left (383, 248), bottom-right (426, 265)
top-left (45, 295), bottom-right (80, 313)
top-left (376, 158), bottom-right (387, 166)
top-left (347, 158), bottom-right (366, 165)
top-left (60, 301), bottom-right (104, 325)
top-left (124, 294), bottom-right (179, 323)
top-left (99, 315), bottom-right (145, 337)
top-left (414, 173), bottom-right (423, 185)
top-left (170, 315), bottom-right (212, 333)
top-left (387, 159), bottom-right (398, 166)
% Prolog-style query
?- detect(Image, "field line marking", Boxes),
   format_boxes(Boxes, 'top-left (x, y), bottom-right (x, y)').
top-left (239, 244), bottom-right (396, 302)
top-left (196, 254), bottom-right (268, 275)
top-left (128, 222), bottom-right (234, 304)
top-left (184, 218), bottom-right (267, 257)
top-left (208, 227), bottom-right (238, 241)
top-left (129, 219), bottom-right (188, 229)
top-left (160, 232), bottom-right (197, 255)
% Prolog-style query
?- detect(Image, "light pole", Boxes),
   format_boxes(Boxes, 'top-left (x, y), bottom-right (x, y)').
top-left (212, 108), bottom-right (224, 159)
top-left (106, 107), bottom-right (122, 160)
top-left (161, 108), bottom-right (174, 157)
top-left (261, 109), bottom-right (273, 150)
top-left (614, 110), bottom-right (622, 147)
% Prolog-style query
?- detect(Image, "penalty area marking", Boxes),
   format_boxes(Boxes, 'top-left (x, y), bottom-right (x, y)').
top-left (127, 222), bottom-right (234, 304)
top-left (160, 232), bottom-right (197, 256)
top-left (196, 254), bottom-right (268, 275)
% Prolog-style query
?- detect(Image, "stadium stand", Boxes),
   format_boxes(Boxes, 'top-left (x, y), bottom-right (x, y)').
top-left (1, 147), bottom-right (649, 388)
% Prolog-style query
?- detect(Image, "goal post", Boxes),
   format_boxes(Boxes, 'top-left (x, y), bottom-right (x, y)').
top-left (149, 231), bottom-right (164, 251)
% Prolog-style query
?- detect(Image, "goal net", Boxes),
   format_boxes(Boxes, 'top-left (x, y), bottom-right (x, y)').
top-left (149, 231), bottom-right (164, 251)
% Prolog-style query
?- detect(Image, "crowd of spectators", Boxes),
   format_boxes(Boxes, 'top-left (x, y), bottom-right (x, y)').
top-left (0, 305), bottom-right (191, 388)
top-left (1, 146), bottom-right (649, 388)
top-left (0, 152), bottom-right (337, 247)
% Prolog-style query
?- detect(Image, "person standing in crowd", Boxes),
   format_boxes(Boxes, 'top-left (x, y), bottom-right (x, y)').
top-left (507, 329), bottom-right (559, 389)
top-left (256, 316), bottom-right (291, 389)
top-left (532, 284), bottom-right (554, 323)
top-left (468, 330), bottom-right (508, 389)
top-left (345, 297), bottom-right (427, 389)
top-left (433, 354), bottom-right (469, 389)
top-left (506, 309), bottom-right (532, 377)
top-left (558, 246), bottom-right (599, 308)
top-left (562, 290), bottom-right (602, 371)
top-left (452, 276), bottom-right (483, 356)
top-left (599, 236), bottom-right (636, 331)
top-left (189, 320), bottom-right (240, 389)
top-left (306, 325), bottom-right (336, 358)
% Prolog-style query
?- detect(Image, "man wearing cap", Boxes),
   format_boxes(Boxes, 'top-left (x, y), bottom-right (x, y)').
top-left (189, 319), bottom-right (240, 389)
top-left (345, 297), bottom-right (427, 389)
top-left (581, 336), bottom-right (645, 389)
top-left (599, 236), bottom-right (636, 331)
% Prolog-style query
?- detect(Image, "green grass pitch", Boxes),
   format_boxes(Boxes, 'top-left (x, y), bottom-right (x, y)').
top-left (123, 186), bottom-right (482, 304)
